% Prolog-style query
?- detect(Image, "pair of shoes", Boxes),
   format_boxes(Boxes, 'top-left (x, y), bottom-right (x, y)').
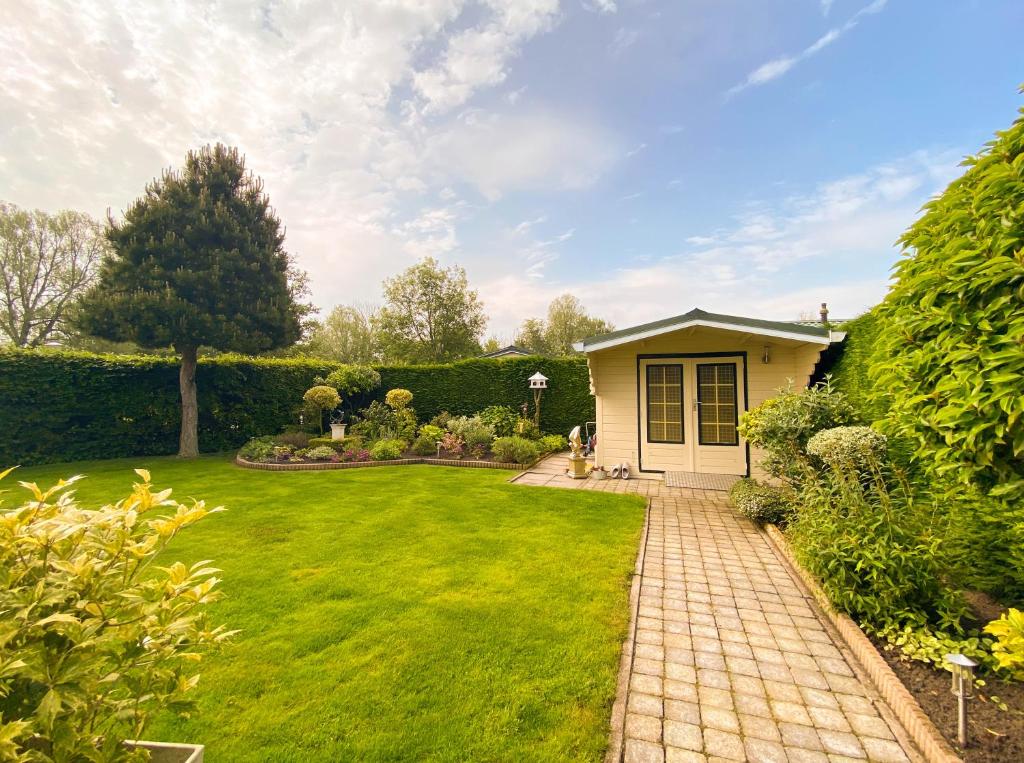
top-left (609, 463), bottom-right (631, 480)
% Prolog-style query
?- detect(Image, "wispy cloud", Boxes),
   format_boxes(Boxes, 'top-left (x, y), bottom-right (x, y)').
top-left (609, 27), bottom-right (639, 57)
top-left (726, 0), bottom-right (888, 97)
top-left (584, 0), bottom-right (617, 13)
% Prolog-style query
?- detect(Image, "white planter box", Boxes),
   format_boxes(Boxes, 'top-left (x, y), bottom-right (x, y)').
top-left (125, 741), bottom-right (204, 763)
top-left (330, 423), bottom-right (347, 440)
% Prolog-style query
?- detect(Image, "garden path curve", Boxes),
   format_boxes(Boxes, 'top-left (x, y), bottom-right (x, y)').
top-left (513, 458), bottom-right (920, 762)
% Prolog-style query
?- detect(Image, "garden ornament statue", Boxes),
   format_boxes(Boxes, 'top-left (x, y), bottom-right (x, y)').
top-left (567, 425), bottom-right (588, 479)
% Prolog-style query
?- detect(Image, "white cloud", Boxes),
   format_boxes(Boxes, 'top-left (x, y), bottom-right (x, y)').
top-left (426, 110), bottom-right (620, 200)
top-left (0, 0), bottom-right (624, 318)
top-left (609, 27), bottom-right (639, 57)
top-left (727, 0), bottom-right (888, 96)
top-left (584, 0), bottom-right (617, 13)
top-left (412, 0), bottom-right (560, 115)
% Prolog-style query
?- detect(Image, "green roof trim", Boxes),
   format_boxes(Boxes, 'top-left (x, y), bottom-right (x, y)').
top-left (576, 308), bottom-right (834, 351)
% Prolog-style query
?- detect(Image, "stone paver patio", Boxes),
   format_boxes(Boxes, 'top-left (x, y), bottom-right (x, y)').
top-left (514, 456), bottom-right (919, 762)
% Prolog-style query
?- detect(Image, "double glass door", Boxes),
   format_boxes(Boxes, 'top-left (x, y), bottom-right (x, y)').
top-left (639, 357), bottom-right (745, 475)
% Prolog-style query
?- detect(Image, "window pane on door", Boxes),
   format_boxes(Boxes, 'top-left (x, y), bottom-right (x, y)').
top-left (697, 363), bottom-right (738, 445)
top-left (647, 365), bottom-right (684, 443)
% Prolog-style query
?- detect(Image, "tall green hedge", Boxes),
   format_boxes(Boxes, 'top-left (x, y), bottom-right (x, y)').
top-left (0, 350), bottom-right (593, 466)
top-left (373, 356), bottom-right (594, 436)
top-left (826, 310), bottom-right (890, 423)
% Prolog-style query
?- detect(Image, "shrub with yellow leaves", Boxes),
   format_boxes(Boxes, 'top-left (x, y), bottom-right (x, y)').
top-left (0, 468), bottom-right (234, 762)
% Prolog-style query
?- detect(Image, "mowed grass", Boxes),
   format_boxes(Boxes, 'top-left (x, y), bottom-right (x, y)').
top-left (14, 456), bottom-right (646, 762)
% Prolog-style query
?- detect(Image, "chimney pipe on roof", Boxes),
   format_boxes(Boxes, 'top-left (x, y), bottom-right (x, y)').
top-left (820, 302), bottom-right (829, 325)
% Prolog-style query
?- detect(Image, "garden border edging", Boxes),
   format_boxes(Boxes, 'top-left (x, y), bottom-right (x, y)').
top-left (762, 523), bottom-right (961, 763)
top-left (234, 455), bottom-right (530, 471)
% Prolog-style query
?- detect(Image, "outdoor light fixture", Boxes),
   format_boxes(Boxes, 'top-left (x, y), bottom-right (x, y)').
top-left (528, 372), bottom-right (548, 426)
top-left (762, 344), bottom-right (771, 364)
top-left (945, 652), bottom-right (978, 747)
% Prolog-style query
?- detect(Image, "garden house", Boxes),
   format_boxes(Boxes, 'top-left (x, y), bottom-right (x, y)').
top-left (574, 308), bottom-right (845, 479)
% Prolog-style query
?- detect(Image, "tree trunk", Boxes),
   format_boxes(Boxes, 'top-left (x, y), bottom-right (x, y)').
top-left (178, 345), bottom-right (199, 458)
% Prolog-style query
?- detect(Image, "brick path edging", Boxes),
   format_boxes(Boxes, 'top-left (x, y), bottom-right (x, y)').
top-left (763, 524), bottom-right (962, 763)
top-left (234, 455), bottom-right (529, 471)
top-left (604, 499), bottom-right (652, 763)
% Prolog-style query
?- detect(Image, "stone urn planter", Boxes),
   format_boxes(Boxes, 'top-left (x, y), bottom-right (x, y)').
top-left (330, 422), bottom-right (347, 440)
top-left (125, 741), bottom-right (204, 762)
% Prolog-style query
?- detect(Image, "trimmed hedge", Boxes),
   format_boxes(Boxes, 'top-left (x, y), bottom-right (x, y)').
top-left (373, 356), bottom-right (593, 438)
top-left (826, 310), bottom-right (889, 423)
top-left (0, 350), bottom-right (593, 466)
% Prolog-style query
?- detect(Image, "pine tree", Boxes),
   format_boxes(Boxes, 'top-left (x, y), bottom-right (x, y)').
top-left (76, 144), bottom-right (307, 456)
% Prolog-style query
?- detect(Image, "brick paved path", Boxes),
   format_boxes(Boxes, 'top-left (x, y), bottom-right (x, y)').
top-left (616, 492), bottom-right (916, 763)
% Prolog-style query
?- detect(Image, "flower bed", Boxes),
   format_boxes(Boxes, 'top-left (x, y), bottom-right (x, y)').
top-left (235, 454), bottom-right (529, 471)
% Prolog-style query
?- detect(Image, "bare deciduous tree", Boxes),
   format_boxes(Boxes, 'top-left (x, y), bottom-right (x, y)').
top-left (0, 202), bottom-right (108, 347)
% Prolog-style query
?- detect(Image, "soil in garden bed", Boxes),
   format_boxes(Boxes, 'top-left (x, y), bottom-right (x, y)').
top-left (871, 636), bottom-right (1024, 762)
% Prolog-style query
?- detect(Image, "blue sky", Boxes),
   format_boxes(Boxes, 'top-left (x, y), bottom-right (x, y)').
top-left (1, 1), bottom-right (1022, 338)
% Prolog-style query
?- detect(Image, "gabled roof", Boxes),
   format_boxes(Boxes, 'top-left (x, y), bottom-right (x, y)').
top-left (479, 344), bottom-right (533, 358)
top-left (573, 308), bottom-right (838, 353)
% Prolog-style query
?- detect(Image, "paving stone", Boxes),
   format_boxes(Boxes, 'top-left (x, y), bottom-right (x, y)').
top-left (702, 728), bottom-right (745, 761)
top-left (738, 711), bottom-right (782, 741)
top-left (626, 712), bottom-right (663, 742)
top-left (733, 693), bottom-right (772, 718)
top-left (665, 748), bottom-right (707, 762)
top-left (629, 692), bottom-right (664, 718)
top-left (817, 728), bottom-right (866, 758)
top-left (859, 736), bottom-right (910, 762)
top-left (744, 737), bottom-right (788, 763)
top-left (779, 721), bottom-right (824, 751)
top-left (663, 720), bottom-right (703, 751)
top-left (625, 738), bottom-right (666, 763)
top-left (665, 699), bottom-right (701, 724)
top-left (808, 705), bottom-right (852, 732)
top-left (700, 706), bottom-right (739, 733)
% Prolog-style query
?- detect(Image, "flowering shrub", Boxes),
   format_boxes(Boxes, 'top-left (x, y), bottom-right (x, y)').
top-left (411, 435), bottom-right (438, 456)
top-left (239, 435), bottom-right (276, 461)
top-left (0, 468), bottom-right (233, 760)
top-left (806, 426), bottom-right (887, 469)
top-left (729, 478), bottom-right (794, 525)
top-left (441, 432), bottom-right (464, 457)
top-left (469, 443), bottom-right (487, 460)
top-left (341, 448), bottom-right (371, 462)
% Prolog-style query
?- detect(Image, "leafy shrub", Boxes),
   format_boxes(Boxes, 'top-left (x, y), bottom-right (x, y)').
top-left (788, 452), bottom-right (966, 652)
top-left (411, 435), bottom-right (438, 456)
top-left (479, 405), bottom-right (519, 437)
top-left (429, 410), bottom-right (452, 429)
top-left (873, 104), bottom-right (1024, 504)
top-left (418, 424), bottom-right (445, 442)
top-left (514, 417), bottom-right (541, 440)
top-left (441, 432), bottom-right (464, 457)
top-left (321, 364), bottom-right (381, 398)
top-left (370, 438), bottom-right (405, 461)
top-left (307, 436), bottom-right (346, 452)
top-left (239, 435), bottom-right (276, 461)
top-left (739, 380), bottom-right (855, 486)
top-left (393, 407), bottom-right (418, 442)
top-left (384, 388), bottom-right (413, 410)
top-left (984, 608), bottom-right (1024, 681)
top-left (537, 434), bottom-right (568, 455)
top-left (492, 436), bottom-right (539, 465)
top-left (447, 415), bottom-right (494, 447)
top-left (305, 445), bottom-right (337, 460)
top-left (0, 468), bottom-right (233, 759)
top-left (729, 478), bottom-right (794, 525)
top-left (351, 400), bottom-right (396, 441)
top-left (806, 426), bottom-right (887, 470)
top-left (469, 443), bottom-right (486, 460)
top-left (275, 430), bottom-right (312, 448)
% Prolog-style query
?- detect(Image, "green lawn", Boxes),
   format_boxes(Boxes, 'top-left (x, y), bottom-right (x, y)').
top-left (13, 456), bottom-right (645, 762)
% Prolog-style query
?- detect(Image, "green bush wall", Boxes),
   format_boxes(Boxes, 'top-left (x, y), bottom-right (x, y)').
top-left (0, 351), bottom-right (593, 466)
top-left (373, 356), bottom-right (594, 437)
top-left (826, 310), bottom-right (890, 423)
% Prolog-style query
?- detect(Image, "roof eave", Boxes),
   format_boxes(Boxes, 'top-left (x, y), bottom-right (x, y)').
top-left (579, 319), bottom-right (833, 353)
